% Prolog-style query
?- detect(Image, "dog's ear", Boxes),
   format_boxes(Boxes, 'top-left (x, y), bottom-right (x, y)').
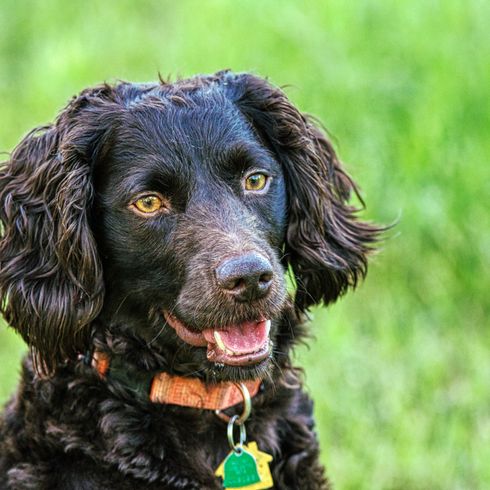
top-left (223, 73), bottom-right (382, 312)
top-left (0, 87), bottom-right (114, 374)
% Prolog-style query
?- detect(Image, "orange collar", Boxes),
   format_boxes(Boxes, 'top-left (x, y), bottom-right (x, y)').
top-left (92, 350), bottom-right (261, 411)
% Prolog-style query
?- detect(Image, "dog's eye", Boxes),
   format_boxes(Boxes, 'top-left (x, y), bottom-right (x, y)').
top-left (132, 194), bottom-right (165, 215)
top-left (244, 173), bottom-right (269, 192)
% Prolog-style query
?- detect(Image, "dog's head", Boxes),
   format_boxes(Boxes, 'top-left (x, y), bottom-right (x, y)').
top-left (0, 72), bottom-right (380, 380)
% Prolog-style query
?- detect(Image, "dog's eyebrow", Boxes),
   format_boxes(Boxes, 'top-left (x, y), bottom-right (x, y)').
top-left (107, 153), bottom-right (189, 201)
top-left (220, 142), bottom-right (276, 171)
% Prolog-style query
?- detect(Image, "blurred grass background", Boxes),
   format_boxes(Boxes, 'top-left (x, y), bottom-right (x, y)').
top-left (1, 0), bottom-right (489, 488)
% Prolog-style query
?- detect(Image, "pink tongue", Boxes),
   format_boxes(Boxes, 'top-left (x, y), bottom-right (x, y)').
top-left (203, 320), bottom-right (269, 355)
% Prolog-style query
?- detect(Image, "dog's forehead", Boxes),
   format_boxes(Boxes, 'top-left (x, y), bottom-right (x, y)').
top-left (109, 93), bottom-right (273, 179)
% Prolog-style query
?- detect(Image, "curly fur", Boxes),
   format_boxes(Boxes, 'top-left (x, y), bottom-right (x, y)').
top-left (0, 71), bottom-right (381, 489)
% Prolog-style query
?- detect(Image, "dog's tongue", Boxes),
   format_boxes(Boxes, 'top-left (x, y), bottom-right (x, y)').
top-left (203, 320), bottom-right (270, 355)
top-left (164, 311), bottom-right (272, 366)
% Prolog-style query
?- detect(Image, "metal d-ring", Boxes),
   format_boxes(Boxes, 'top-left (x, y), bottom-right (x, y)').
top-left (227, 414), bottom-right (247, 453)
top-left (215, 382), bottom-right (252, 425)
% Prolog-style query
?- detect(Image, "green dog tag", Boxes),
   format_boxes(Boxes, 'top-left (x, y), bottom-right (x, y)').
top-left (216, 441), bottom-right (274, 490)
top-left (221, 447), bottom-right (260, 488)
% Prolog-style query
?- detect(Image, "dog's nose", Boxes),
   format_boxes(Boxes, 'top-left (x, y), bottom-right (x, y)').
top-left (215, 253), bottom-right (273, 301)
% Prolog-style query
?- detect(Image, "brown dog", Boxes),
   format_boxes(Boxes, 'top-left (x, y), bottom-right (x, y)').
top-left (0, 71), bottom-right (380, 489)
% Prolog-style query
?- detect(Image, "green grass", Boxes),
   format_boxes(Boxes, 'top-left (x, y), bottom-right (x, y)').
top-left (1, 1), bottom-right (489, 488)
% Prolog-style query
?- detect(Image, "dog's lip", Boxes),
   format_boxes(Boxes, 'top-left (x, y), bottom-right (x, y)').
top-left (163, 311), bottom-right (209, 347)
top-left (206, 337), bottom-right (271, 366)
top-left (163, 311), bottom-right (271, 366)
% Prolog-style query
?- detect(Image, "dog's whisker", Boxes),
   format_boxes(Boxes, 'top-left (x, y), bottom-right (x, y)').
top-left (146, 302), bottom-right (182, 348)
top-left (146, 324), bottom-right (166, 348)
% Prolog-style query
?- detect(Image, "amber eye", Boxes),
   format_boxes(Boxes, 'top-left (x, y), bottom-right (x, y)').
top-left (132, 194), bottom-right (165, 214)
top-left (244, 173), bottom-right (268, 192)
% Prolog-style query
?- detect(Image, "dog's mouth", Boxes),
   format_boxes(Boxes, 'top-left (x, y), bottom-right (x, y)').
top-left (163, 311), bottom-right (271, 366)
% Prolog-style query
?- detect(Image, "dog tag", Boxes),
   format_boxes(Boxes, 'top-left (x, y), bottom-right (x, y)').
top-left (215, 441), bottom-right (273, 490)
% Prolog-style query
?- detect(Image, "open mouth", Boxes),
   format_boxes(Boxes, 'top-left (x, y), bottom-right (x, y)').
top-left (163, 311), bottom-right (271, 366)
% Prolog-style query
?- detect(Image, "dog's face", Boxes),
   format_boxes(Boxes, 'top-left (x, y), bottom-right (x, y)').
top-left (0, 72), bottom-right (380, 378)
top-left (93, 96), bottom-right (288, 380)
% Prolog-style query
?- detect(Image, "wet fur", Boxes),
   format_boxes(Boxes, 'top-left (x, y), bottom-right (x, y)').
top-left (0, 71), bottom-right (380, 488)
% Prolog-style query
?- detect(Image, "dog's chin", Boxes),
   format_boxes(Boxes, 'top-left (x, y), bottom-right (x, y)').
top-left (163, 310), bottom-right (274, 381)
top-left (204, 355), bottom-right (273, 383)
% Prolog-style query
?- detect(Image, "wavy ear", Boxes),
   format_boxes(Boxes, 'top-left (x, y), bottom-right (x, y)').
top-left (0, 89), bottom-right (111, 374)
top-left (223, 73), bottom-right (382, 312)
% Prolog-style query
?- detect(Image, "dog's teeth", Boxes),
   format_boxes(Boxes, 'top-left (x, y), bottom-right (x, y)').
top-left (214, 330), bottom-right (236, 355)
top-left (214, 330), bottom-right (227, 352)
top-left (265, 319), bottom-right (271, 335)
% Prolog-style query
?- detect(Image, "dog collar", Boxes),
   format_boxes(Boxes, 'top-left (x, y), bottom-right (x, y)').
top-left (91, 350), bottom-right (262, 410)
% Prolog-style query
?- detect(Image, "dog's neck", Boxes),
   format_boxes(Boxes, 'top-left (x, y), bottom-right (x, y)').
top-left (91, 349), bottom-right (262, 410)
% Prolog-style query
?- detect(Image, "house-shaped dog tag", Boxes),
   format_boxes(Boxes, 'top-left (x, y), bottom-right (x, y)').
top-left (216, 442), bottom-right (273, 490)
top-left (222, 447), bottom-right (260, 487)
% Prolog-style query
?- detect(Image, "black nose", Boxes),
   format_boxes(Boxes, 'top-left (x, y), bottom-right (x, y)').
top-left (215, 253), bottom-right (273, 301)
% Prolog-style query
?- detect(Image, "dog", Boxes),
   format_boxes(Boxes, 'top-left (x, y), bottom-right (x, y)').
top-left (0, 71), bottom-right (380, 489)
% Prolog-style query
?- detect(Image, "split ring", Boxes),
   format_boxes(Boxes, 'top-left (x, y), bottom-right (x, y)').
top-left (227, 414), bottom-right (247, 452)
top-left (215, 382), bottom-right (252, 425)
